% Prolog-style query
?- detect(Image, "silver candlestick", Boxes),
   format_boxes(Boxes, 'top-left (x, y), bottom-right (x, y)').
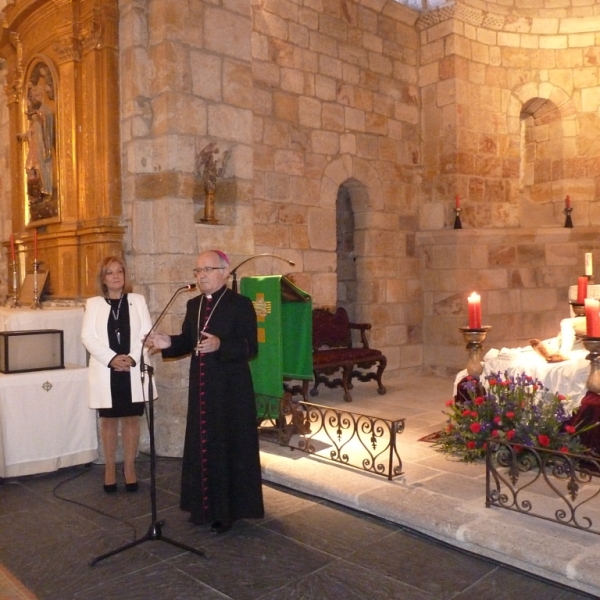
top-left (583, 336), bottom-right (600, 393)
top-left (31, 259), bottom-right (42, 309)
top-left (9, 260), bottom-right (20, 308)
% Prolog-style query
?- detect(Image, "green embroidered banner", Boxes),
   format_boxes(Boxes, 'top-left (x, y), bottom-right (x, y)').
top-left (240, 276), bottom-right (312, 402)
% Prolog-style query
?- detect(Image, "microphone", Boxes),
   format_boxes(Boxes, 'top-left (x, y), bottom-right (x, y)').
top-left (230, 253), bottom-right (296, 293)
top-left (140, 283), bottom-right (197, 369)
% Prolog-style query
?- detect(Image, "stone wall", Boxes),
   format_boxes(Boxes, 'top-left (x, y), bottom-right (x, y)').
top-left (418, 3), bottom-right (600, 232)
top-left (251, 0), bottom-right (423, 374)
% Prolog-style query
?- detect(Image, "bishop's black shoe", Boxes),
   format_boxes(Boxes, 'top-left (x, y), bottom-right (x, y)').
top-left (210, 521), bottom-right (231, 534)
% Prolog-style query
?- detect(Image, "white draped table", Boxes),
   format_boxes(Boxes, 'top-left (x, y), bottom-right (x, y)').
top-left (0, 365), bottom-right (97, 478)
top-left (0, 306), bottom-right (86, 366)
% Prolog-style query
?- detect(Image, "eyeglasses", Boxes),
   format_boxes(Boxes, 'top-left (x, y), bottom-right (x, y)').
top-left (193, 267), bottom-right (225, 275)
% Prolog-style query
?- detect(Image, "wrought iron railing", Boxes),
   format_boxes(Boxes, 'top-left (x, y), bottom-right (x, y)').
top-left (486, 439), bottom-right (600, 534)
top-left (256, 393), bottom-right (405, 480)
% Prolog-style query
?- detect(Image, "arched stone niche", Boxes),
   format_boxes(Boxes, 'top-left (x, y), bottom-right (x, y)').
top-left (0, 0), bottom-right (124, 299)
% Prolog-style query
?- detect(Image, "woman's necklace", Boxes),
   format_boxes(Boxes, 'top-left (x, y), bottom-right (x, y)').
top-left (107, 293), bottom-right (124, 344)
top-left (195, 290), bottom-right (226, 356)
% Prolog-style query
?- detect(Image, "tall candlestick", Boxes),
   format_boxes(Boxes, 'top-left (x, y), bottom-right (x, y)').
top-left (578, 276), bottom-right (588, 304)
top-left (585, 252), bottom-right (593, 277)
top-left (33, 230), bottom-right (38, 261)
top-left (455, 195), bottom-right (460, 209)
top-left (566, 195), bottom-right (571, 209)
top-left (586, 298), bottom-right (600, 337)
top-left (9, 234), bottom-right (15, 262)
top-left (467, 292), bottom-right (482, 329)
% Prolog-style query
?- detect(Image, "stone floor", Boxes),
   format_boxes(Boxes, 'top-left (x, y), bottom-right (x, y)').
top-left (0, 374), bottom-right (598, 599)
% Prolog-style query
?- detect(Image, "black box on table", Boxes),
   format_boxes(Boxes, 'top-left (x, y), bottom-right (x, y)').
top-left (0, 329), bottom-right (65, 373)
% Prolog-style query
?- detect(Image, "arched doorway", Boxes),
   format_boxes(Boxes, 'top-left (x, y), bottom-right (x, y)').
top-left (336, 178), bottom-right (368, 321)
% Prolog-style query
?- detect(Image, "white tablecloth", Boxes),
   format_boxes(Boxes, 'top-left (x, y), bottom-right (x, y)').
top-left (0, 365), bottom-right (97, 478)
top-left (0, 306), bottom-right (86, 366)
top-left (454, 346), bottom-right (590, 415)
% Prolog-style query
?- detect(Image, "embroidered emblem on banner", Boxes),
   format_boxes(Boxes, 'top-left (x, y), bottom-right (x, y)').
top-left (252, 293), bottom-right (272, 323)
top-left (42, 381), bottom-right (53, 392)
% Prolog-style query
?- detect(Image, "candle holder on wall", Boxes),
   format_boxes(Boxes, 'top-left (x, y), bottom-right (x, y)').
top-left (583, 337), bottom-right (600, 393)
top-left (453, 207), bottom-right (462, 229)
top-left (564, 206), bottom-right (573, 228)
top-left (9, 261), bottom-right (20, 308)
top-left (31, 259), bottom-right (42, 310)
top-left (459, 326), bottom-right (491, 377)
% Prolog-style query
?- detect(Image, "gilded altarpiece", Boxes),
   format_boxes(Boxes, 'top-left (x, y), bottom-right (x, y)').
top-left (0, 0), bottom-right (124, 299)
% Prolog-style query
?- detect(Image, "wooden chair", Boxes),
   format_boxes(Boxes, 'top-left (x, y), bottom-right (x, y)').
top-left (310, 307), bottom-right (387, 402)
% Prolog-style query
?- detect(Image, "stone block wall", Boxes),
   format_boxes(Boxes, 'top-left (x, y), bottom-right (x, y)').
top-left (417, 3), bottom-right (600, 232)
top-left (250, 0), bottom-right (424, 374)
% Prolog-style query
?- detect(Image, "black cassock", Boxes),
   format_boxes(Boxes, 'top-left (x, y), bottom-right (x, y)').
top-left (162, 285), bottom-right (264, 526)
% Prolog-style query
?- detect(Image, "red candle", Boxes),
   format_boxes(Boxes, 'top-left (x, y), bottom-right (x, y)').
top-left (455, 195), bottom-right (460, 209)
top-left (33, 230), bottom-right (37, 261)
top-left (566, 195), bottom-right (571, 209)
top-left (585, 298), bottom-right (600, 337)
top-left (9, 234), bottom-right (15, 262)
top-left (468, 292), bottom-right (482, 329)
top-left (577, 276), bottom-right (588, 304)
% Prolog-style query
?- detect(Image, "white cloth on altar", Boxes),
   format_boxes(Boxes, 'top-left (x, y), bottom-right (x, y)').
top-left (454, 345), bottom-right (590, 415)
top-left (0, 365), bottom-right (97, 478)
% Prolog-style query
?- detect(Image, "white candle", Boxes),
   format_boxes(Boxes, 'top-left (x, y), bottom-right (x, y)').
top-left (585, 253), bottom-right (593, 277)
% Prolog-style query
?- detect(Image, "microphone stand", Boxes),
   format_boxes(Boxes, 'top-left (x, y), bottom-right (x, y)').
top-left (90, 284), bottom-right (205, 566)
top-left (230, 253), bottom-right (295, 292)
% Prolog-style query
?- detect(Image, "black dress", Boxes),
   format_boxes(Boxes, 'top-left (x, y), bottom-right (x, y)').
top-left (98, 295), bottom-right (144, 419)
top-left (162, 286), bottom-right (264, 526)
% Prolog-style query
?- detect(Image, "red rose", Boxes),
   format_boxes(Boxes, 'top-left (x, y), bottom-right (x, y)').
top-left (470, 422), bottom-right (481, 433)
top-left (506, 429), bottom-right (516, 440)
top-left (500, 381), bottom-right (509, 387)
top-left (559, 446), bottom-right (569, 453)
top-left (467, 441), bottom-right (476, 449)
top-left (537, 434), bottom-right (550, 447)
top-left (565, 425), bottom-right (576, 434)
top-left (557, 394), bottom-right (566, 401)
top-left (445, 399), bottom-right (454, 406)
top-left (462, 409), bottom-right (471, 416)
top-left (493, 416), bottom-right (502, 424)
top-left (474, 396), bottom-right (485, 405)
top-left (489, 379), bottom-right (497, 386)
top-left (491, 430), bottom-right (500, 437)
top-left (506, 411), bottom-right (515, 419)
top-left (470, 411), bottom-right (478, 418)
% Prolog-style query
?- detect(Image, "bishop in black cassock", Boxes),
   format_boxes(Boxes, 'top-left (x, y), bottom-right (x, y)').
top-left (150, 250), bottom-right (264, 533)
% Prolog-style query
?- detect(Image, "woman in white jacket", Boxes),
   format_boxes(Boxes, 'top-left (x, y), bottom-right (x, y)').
top-left (81, 256), bottom-right (152, 493)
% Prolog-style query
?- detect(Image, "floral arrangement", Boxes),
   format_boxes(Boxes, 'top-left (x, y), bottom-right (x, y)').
top-left (436, 371), bottom-right (590, 462)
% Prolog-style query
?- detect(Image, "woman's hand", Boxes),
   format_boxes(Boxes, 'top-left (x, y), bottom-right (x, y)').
top-left (110, 354), bottom-right (134, 371)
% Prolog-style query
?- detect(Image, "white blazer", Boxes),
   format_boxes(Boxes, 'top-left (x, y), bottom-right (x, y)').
top-left (81, 293), bottom-right (155, 409)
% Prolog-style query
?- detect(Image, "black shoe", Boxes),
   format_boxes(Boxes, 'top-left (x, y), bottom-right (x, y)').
top-left (125, 481), bottom-right (139, 493)
top-left (122, 468), bottom-right (138, 492)
top-left (210, 521), bottom-right (231, 534)
top-left (103, 483), bottom-right (117, 494)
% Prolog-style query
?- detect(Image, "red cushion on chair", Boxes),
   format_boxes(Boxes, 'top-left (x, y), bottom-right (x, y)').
top-left (313, 348), bottom-right (382, 367)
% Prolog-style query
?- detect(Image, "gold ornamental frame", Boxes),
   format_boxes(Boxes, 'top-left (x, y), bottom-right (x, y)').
top-left (0, 0), bottom-right (125, 299)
